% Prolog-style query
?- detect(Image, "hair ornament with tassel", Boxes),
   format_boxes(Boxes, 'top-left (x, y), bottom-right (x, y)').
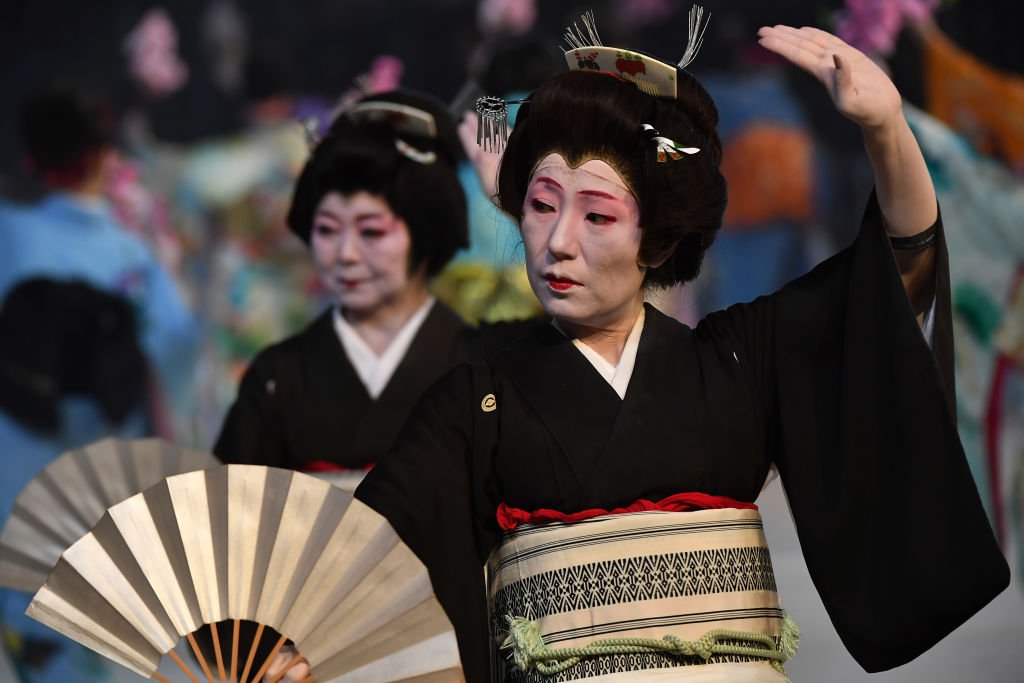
top-left (473, 5), bottom-right (710, 152)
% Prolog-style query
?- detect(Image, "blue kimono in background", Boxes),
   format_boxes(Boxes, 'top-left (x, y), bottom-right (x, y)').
top-left (698, 71), bottom-right (822, 313)
top-left (0, 192), bottom-right (199, 682)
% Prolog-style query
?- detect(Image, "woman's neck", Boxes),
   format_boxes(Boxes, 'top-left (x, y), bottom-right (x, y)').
top-left (556, 298), bottom-right (644, 366)
top-left (341, 284), bottom-right (431, 356)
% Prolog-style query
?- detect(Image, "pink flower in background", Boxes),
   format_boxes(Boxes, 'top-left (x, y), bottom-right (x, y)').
top-left (124, 7), bottom-right (189, 97)
top-left (324, 55), bottom-right (408, 134)
top-left (478, 0), bottom-right (537, 36)
top-left (107, 155), bottom-right (183, 273)
top-left (835, 0), bottom-right (939, 56)
top-left (366, 55), bottom-right (404, 94)
top-left (346, 55), bottom-right (406, 104)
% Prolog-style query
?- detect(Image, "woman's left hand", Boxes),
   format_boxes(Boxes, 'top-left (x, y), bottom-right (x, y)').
top-left (757, 25), bottom-right (902, 131)
top-left (458, 111), bottom-right (503, 205)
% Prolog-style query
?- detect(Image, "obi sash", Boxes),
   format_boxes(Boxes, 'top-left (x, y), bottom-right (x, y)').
top-left (302, 461), bottom-right (372, 492)
top-left (487, 508), bottom-right (795, 682)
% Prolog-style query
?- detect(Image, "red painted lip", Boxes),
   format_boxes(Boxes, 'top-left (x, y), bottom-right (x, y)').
top-left (544, 273), bottom-right (581, 292)
top-left (339, 279), bottom-right (364, 289)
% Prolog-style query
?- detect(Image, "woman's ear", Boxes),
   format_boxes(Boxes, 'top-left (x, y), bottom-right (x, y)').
top-left (637, 239), bottom-right (676, 270)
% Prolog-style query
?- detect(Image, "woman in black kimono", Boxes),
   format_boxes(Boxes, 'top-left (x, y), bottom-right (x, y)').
top-left (351, 17), bottom-right (1010, 683)
top-left (214, 90), bottom-right (473, 478)
top-left (208, 90), bottom-right (487, 673)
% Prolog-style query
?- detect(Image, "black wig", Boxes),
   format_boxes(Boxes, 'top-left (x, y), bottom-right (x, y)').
top-left (287, 90), bottom-right (468, 278)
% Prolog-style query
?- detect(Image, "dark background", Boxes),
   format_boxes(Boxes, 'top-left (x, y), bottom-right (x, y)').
top-left (1, 0), bottom-right (1021, 174)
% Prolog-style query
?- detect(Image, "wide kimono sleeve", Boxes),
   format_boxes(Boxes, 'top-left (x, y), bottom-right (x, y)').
top-left (213, 349), bottom-right (289, 466)
top-left (355, 361), bottom-right (501, 683)
top-left (712, 191), bottom-right (1009, 672)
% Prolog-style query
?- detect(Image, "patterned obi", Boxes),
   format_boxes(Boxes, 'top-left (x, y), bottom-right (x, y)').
top-left (487, 508), bottom-right (793, 682)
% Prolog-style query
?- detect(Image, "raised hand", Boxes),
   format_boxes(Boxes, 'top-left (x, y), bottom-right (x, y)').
top-left (457, 111), bottom-right (503, 204)
top-left (757, 25), bottom-right (902, 131)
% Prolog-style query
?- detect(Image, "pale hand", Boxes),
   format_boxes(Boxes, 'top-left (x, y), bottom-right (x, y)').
top-left (757, 25), bottom-right (903, 131)
top-left (457, 111), bottom-right (502, 203)
top-left (262, 645), bottom-right (311, 682)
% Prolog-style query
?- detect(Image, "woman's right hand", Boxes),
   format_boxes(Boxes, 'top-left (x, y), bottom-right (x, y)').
top-left (262, 645), bottom-right (311, 682)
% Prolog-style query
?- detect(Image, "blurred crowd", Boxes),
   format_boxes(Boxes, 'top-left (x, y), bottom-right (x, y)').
top-left (0, 0), bottom-right (1022, 680)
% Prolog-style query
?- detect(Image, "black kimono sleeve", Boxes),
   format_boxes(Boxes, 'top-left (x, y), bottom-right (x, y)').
top-left (711, 192), bottom-right (1009, 672)
top-left (213, 350), bottom-right (289, 466)
top-left (355, 362), bottom-right (501, 683)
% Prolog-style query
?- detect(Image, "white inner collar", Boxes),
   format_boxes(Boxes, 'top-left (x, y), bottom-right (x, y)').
top-left (557, 307), bottom-right (645, 400)
top-left (333, 297), bottom-right (435, 399)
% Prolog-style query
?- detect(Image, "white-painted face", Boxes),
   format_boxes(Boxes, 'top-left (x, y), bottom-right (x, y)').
top-left (310, 191), bottom-right (420, 315)
top-left (520, 153), bottom-right (646, 331)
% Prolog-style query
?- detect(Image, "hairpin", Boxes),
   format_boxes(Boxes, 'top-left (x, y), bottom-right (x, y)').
top-left (394, 138), bottom-right (437, 164)
top-left (471, 6), bottom-right (710, 152)
top-left (562, 5), bottom-right (710, 100)
top-left (677, 5), bottom-right (709, 70)
top-left (474, 95), bottom-right (528, 154)
top-left (641, 123), bottom-right (700, 162)
top-left (347, 101), bottom-right (438, 139)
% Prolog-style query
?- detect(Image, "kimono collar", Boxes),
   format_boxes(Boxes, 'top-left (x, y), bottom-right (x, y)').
top-left (553, 307), bottom-right (646, 399)
top-left (333, 297), bottom-right (436, 399)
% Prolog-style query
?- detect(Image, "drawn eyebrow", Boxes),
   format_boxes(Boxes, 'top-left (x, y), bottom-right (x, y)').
top-left (533, 176), bottom-right (563, 190)
top-left (578, 189), bottom-right (619, 200)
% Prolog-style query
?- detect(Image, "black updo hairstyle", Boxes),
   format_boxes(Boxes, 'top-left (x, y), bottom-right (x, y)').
top-left (497, 68), bottom-right (727, 288)
top-left (287, 90), bottom-right (468, 278)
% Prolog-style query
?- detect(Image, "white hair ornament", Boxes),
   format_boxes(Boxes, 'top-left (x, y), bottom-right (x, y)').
top-left (641, 123), bottom-right (701, 162)
top-left (473, 6), bottom-right (710, 152)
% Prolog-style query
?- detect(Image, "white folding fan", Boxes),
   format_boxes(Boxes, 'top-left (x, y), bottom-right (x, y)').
top-left (0, 436), bottom-right (220, 593)
top-left (27, 464), bottom-right (462, 683)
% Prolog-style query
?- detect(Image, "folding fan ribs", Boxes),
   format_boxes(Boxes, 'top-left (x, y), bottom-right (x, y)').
top-left (27, 465), bottom-right (462, 683)
top-left (0, 437), bottom-right (219, 593)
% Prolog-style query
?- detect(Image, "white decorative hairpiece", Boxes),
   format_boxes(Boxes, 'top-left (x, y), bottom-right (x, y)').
top-left (641, 123), bottom-right (701, 162)
top-left (297, 100), bottom-right (441, 164)
top-left (473, 6), bottom-right (711, 152)
top-left (561, 10), bottom-right (603, 51)
top-left (347, 101), bottom-right (438, 139)
top-left (677, 5), bottom-right (710, 70)
top-left (394, 138), bottom-right (437, 164)
top-left (562, 5), bottom-right (710, 100)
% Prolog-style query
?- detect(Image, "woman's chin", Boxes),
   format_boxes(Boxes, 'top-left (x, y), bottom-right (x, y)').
top-left (335, 293), bottom-right (379, 316)
top-left (540, 298), bottom-right (594, 326)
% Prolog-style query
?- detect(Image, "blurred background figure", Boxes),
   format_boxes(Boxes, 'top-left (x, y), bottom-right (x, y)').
top-left (0, 84), bottom-right (198, 680)
top-left (0, 279), bottom-right (148, 683)
top-left (0, 84), bottom-right (199, 438)
top-left (214, 89), bottom-right (472, 477)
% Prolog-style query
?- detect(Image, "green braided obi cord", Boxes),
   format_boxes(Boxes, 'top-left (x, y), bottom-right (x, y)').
top-left (487, 508), bottom-right (799, 682)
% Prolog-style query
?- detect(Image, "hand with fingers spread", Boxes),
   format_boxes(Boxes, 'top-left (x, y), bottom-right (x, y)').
top-left (757, 25), bottom-right (902, 132)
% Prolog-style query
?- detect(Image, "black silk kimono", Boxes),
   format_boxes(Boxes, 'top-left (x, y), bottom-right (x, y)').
top-left (356, 195), bottom-right (1009, 683)
top-left (214, 301), bottom-right (472, 469)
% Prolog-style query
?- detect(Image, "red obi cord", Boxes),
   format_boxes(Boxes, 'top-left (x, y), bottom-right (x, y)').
top-left (301, 460), bottom-right (374, 473)
top-left (497, 492), bottom-right (758, 531)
